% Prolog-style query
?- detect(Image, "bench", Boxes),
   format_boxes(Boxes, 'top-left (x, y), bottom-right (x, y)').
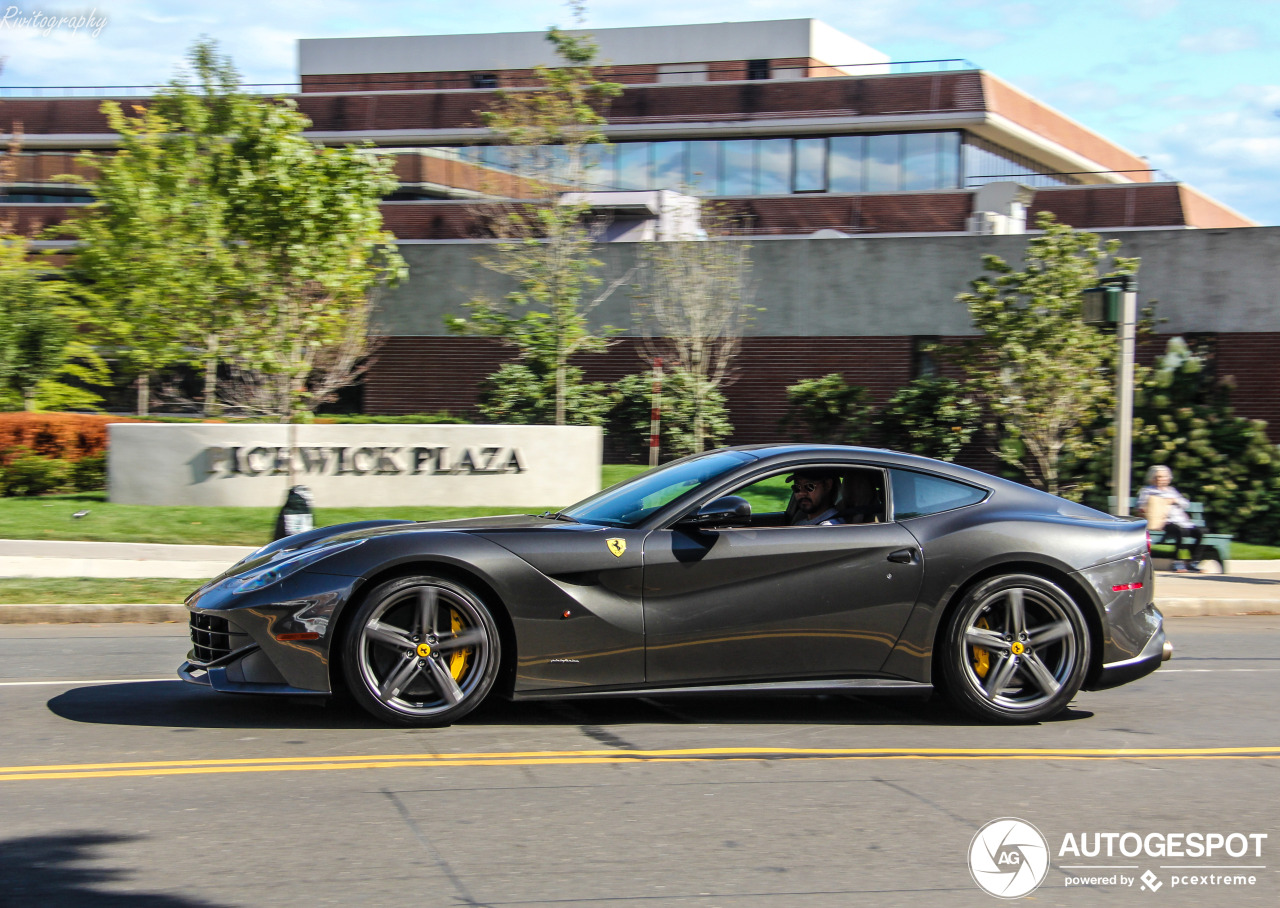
top-left (1128, 497), bottom-right (1232, 570)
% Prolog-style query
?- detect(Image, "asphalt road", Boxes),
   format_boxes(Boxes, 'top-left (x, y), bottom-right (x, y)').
top-left (0, 616), bottom-right (1277, 908)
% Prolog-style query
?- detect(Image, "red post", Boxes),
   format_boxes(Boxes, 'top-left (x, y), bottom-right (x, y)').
top-left (649, 358), bottom-right (662, 468)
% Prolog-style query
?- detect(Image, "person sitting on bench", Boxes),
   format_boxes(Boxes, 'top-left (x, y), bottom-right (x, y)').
top-left (1137, 464), bottom-right (1207, 572)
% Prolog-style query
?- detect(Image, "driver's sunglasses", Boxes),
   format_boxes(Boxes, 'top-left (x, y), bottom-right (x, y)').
top-left (792, 481), bottom-right (822, 493)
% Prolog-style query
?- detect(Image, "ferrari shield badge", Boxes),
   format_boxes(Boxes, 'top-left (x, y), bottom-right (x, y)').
top-left (606, 538), bottom-right (626, 557)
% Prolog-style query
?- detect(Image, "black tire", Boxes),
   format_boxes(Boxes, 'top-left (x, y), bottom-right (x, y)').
top-left (341, 575), bottom-right (501, 726)
top-left (939, 573), bottom-right (1090, 723)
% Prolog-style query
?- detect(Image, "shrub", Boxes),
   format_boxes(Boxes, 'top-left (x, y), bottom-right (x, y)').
top-left (69, 452), bottom-right (108, 492)
top-left (610, 371), bottom-right (732, 461)
top-left (876, 376), bottom-right (981, 462)
top-left (780, 373), bottom-right (873, 444)
top-left (0, 412), bottom-right (134, 462)
top-left (315, 412), bottom-right (467, 425)
top-left (0, 448), bottom-right (72, 496)
top-left (476, 362), bottom-right (614, 427)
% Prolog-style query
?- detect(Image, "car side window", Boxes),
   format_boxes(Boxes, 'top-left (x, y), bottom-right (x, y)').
top-left (890, 469), bottom-right (987, 519)
top-left (717, 468), bottom-right (887, 527)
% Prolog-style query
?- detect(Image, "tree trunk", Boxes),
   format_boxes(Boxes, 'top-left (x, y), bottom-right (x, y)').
top-left (555, 362), bottom-right (567, 426)
top-left (136, 372), bottom-right (150, 417)
top-left (22, 386), bottom-right (36, 412)
top-left (203, 334), bottom-right (221, 418)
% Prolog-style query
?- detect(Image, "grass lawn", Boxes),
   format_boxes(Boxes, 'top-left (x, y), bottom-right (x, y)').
top-left (0, 577), bottom-right (202, 604)
top-left (0, 464), bottom-right (652, 547)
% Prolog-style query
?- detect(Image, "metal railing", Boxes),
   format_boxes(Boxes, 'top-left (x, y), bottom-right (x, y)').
top-left (0, 58), bottom-right (980, 98)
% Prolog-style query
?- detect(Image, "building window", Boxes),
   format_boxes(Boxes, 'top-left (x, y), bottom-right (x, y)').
top-left (470, 73), bottom-right (497, 89)
top-left (962, 137), bottom-right (1079, 187)
top-left (746, 59), bottom-right (771, 80)
top-left (431, 130), bottom-right (966, 199)
top-left (658, 63), bottom-right (708, 84)
top-left (828, 136), bottom-right (866, 193)
top-left (793, 138), bottom-right (828, 192)
top-left (756, 138), bottom-right (791, 194)
top-left (866, 134), bottom-right (903, 192)
top-left (912, 336), bottom-right (940, 378)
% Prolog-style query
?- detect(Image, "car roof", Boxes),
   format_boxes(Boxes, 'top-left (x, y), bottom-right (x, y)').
top-left (712, 443), bottom-right (1001, 488)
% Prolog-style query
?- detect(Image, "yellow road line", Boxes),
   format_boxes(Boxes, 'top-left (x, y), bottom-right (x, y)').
top-left (1, 746), bottom-right (1279, 782)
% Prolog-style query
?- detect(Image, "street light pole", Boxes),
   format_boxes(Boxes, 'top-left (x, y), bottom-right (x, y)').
top-left (1112, 277), bottom-right (1138, 517)
top-left (1082, 275), bottom-right (1139, 516)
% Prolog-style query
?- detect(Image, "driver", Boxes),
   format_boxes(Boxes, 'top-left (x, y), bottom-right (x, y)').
top-left (788, 469), bottom-right (843, 526)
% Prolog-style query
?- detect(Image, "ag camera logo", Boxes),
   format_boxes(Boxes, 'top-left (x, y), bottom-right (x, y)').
top-left (969, 817), bottom-right (1050, 899)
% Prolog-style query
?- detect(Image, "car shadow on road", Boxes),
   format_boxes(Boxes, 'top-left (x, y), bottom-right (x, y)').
top-left (46, 681), bottom-right (387, 730)
top-left (0, 832), bottom-right (230, 908)
top-left (47, 680), bottom-right (1093, 730)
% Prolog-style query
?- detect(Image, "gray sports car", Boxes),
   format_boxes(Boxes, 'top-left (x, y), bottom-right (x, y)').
top-left (179, 445), bottom-right (1169, 725)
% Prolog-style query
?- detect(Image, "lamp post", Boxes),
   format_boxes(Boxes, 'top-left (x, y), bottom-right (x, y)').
top-left (1082, 275), bottom-right (1138, 516)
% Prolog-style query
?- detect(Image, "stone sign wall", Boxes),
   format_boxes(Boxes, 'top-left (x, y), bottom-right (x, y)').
top-left (108, 423), bottom-right (603, 507)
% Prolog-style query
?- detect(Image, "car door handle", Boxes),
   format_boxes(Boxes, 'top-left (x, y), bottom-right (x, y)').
top-left (887, 548), bottom-right (916, 564)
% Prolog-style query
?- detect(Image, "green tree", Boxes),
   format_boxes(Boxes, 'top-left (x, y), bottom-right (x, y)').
top-left (218, 97), bottom-right (404, 420)
top-left (71, 97), bottom-right (226, 415)
top-left (1080, 337), bottom-right (1280, 541)
top-left (446, 22), bottom-right (624, 426)
top-left (957, 213), bottom-right (1137, 497)
top-left (781, 373), bottom-right (873, 444)
top-left (634, 206), bottom-right (755, 453)
top-left (0, 236), bottom-right (105, 411)
top-left (876, 375), bottom-right (981, 461)
top-left (73, 41), bottom-right (405, 421)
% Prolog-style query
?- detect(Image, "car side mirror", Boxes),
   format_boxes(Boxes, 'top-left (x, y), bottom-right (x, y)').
top-left (678, 495), bottom-right (752, 527)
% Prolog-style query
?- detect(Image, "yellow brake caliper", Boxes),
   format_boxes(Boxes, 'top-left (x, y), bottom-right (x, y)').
top-left (973, 616), bottom-right (991, 678)
top-left (448, 607), bottom-right (472, 680)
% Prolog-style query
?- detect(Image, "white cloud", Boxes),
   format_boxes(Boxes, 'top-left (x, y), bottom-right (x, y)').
top-left (1145, 85), bottom-right (1280, 224)
top-left (1178, 26), bottom-right (1262, 54)
top-left (1120, 0), bottom-right (1180, 20)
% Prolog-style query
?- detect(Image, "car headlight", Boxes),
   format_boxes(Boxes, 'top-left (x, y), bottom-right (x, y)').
top-left (231, 539), bottom-right (365, 594)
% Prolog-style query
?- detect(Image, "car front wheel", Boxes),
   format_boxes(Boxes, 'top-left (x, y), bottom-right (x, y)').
top-left (342, 575), bottom-right (500, 726)
top-left (940, 573), bottom-right (1090, 723)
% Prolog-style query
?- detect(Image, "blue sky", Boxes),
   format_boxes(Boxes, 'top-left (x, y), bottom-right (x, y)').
top-left (1, 0), bottom-right (1276, 224)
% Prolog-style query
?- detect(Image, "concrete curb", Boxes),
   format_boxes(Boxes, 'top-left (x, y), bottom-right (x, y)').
top-left (1155, 599), bottom-right (1279, 617)
top-left (0, 603), bottom-right (188, 624)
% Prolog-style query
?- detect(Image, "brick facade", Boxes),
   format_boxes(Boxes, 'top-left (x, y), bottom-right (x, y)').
top-left (364, 332), bottom-right (1280, 454)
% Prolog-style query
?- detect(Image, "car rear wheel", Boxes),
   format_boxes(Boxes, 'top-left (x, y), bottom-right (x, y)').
top-left (940, 574), bottom-right (1090, 723)
top-left (342, 575), bottom-right (500, 726)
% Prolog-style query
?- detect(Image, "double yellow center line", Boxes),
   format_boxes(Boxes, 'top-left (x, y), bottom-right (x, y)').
top-left (2, 746), bottom-right (1279, 782)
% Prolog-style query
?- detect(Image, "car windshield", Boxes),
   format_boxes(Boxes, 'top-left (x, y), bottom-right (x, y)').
top-left (560, 450), bottom-right (756, 527)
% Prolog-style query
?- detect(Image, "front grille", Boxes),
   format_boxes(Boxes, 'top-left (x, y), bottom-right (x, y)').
top-left (190, 612), bottom-right (233, 664)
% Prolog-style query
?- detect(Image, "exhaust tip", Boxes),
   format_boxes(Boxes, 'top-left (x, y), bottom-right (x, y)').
top-left (1162, 640), bottom-right (1174, 662)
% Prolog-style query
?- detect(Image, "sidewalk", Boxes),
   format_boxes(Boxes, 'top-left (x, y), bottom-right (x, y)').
top-left (0, 539), bottom-right (1276, 623)
top-left (0, 539), bottom-right (256, 580)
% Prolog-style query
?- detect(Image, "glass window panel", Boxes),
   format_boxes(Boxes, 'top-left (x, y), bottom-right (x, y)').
top-left (793, 137), bottom-right (827, 192)
top-left (722, 140), bottom-right (756, 195)
top-left (756, 138), bottom-right (791, 194)
top-left (938, 132), bottom-right (960, 189)
top-left (617, 142), bottom-right (652, 190)
top-left (687, 141), bottom-right (721, 196)
top-left (828, 136), bottom-right (865, 193)
top-left (866, 134), bottom-right (902, 192)
top-left (903, 133), bottom-right (939, 191)
top-left (583, 143), bottom-right (616, 190)
top-left (891, 470), bottom-right (987, 520)
top-left (652, 141), bottom-right (687, 190)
